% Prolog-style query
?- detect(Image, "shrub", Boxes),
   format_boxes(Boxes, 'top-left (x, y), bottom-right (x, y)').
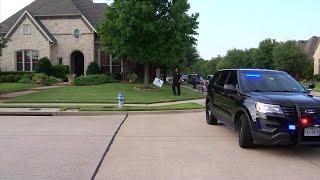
top-left (43, 76), bottom-right (62, 86)
top-left (128, 73), bottom-right (138, 83)
top-left (53, 65), bottom-right (70, 80)
top-left (0, 71), bottom-right (34, 76)
top-left (35, 57), bottom-right (53, 76)
top-left (86, 62), bottom-right (101, 75)
top-left (75, 74), bottom-right (116, 86)
top-left (18, 74), bottom-right (33, 84)
top-left (112, 72), bottom-right (123, 81)
top-left (0, 74), bottom-right (23, 83)
top-left (313, 74), bottom-right (320, 82)
top-left (32, 73), bottom-right (61, 86)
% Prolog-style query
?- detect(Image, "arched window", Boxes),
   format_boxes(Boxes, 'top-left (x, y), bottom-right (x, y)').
top-left (16, 50), bottom-right (38, 71)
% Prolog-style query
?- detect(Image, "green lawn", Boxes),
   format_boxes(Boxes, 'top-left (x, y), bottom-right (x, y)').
top-left (0, 83), bottom-right (35, 95)
top-left (7, 83), bottom-right (205, 104)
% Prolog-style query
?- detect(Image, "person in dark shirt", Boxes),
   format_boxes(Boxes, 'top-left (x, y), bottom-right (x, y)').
top-left (172, 68), bottom-right (182, 96)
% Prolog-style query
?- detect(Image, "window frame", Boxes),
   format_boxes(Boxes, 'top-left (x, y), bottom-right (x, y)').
top-left (15, 50), bottom-right (39, 72)
top-left (23, 24), bottom-right (31, 35)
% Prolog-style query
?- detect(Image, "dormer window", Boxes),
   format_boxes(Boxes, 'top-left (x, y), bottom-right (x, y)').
top-left (23, 24), bottom-right (31, 35)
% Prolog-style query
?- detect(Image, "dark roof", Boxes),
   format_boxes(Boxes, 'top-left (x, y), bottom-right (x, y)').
top-left (34, 18), bottom-right (57, 43)
top-left (297, 36), bottom-right (320, 57)
top-left (0, 0), bottom-right (107, 33)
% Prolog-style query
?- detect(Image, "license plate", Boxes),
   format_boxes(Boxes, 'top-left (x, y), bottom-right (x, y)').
top-left (304, 127), bottom-right (320, 137)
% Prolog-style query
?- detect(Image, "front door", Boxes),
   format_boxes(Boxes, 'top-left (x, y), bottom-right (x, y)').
top-left (71, 51), bottom-right (84, 77)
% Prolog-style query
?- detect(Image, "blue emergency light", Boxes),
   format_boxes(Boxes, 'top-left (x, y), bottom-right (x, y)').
top-left (288, 125), bottom-right (296, 131)
top-left (246, 74), bottom-right (261, 78)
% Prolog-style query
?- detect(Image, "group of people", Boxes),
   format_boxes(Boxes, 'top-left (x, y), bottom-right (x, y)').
top-left (170, 68), bottom-right (207, 96)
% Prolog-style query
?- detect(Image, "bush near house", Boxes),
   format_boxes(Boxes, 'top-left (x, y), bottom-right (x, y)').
top-left (35, 57), bottom-right (53, 76)
top-left (0, 72), bottom-right (35, 83)
top-left (52, 65), bottom-right (70, 80)
top-left (33, 73), bottom-right (62, 86)
top-left (313, 74), bottom-right (320, 82)
top-left (86, 62), bottom-right (101, 75)
top-left (75, 74), bottom-right (116, 86)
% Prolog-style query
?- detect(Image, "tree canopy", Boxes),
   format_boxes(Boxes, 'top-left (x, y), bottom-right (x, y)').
top-left (189, 38), bottom-right (313, 80)
top-left (98, 0), bottom-right (199, 87)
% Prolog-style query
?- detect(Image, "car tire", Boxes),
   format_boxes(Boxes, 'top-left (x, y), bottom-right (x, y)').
top-left (206, 103), bottom-right (218, 125)
top-left (239, 114), bottom-right (254, 148)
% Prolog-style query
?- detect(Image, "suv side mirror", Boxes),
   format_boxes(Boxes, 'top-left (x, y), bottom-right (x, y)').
top-left (309, 83), bottom-right (315, 89)
top-left (224, 84), bottom-right (236, 91)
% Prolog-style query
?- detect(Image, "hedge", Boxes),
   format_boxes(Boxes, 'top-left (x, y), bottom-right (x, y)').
top-left (75, 74), bottom-right (116, 86)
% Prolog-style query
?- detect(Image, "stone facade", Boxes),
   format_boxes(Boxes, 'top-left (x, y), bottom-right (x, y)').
top-left (41, 17), bottom-right (95, 73)
top-left (314, 45), bottom-right (320, 75)
top-left (0, 17), bottom-right (51, 71)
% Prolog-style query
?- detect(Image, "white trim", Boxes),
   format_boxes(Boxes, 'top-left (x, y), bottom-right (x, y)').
top-left (4, 10), bottom-right (55, 43)
top-left (34, 14), bottom-right (82, 17)
top-left (81, 15), bottom-right (97, 33)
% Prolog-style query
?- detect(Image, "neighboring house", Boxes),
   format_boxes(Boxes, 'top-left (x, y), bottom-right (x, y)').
top-left (297, 36), bottom-right (320, 75)
top-left (0, 0), bottom-right (158, 79)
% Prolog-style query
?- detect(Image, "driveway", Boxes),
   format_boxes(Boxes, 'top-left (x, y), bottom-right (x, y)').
top-left (96, 112), bottom-right (320, 180)
top-left (0, 115), bottom-right (126, 180)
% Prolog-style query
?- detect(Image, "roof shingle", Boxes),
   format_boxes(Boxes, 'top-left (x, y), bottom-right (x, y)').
top-left (0, 0), bottom-right (107, 33)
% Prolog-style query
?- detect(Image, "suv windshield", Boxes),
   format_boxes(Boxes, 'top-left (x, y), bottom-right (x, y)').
top-left (239, 71), bottom-right (306, 93)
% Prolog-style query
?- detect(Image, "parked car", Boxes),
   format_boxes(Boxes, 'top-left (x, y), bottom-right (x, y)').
top-left (206, 69), bottom-right (319, 148)
top-left (207, 75), bottom-right (214, 81)
top-left (181, 75), bottom-right (188, 83)
top-left (166, 76), bottom-right (173, 83)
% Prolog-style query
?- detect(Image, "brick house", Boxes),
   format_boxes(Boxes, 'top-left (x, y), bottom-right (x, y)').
top-left (0, 0), bottom-right (158, 79)
top-left (297, 36), bottom-right (320, 75)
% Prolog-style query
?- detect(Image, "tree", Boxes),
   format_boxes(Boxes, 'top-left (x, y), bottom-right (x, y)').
top-left (254, 39), bottom-right (278, 69)
top-left (216, 49), bottom-right (253, 70)
top-left (186, 45), bottom-right (200, 68)
top-left (98, 0), bottom-right (199, 87)
top-left (273, 41), bottom-right (312, 79)
top-left (0, 32), bottom-right (6, 57)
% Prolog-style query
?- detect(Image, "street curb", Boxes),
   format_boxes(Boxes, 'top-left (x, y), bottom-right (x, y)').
top-left (0, 109), bottom-right (204, 116)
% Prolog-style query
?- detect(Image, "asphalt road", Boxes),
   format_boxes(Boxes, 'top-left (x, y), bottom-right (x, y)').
top-left (96, 112), bottom-right (320, 180)
top-left (0, 115), bottom-right (126, 180)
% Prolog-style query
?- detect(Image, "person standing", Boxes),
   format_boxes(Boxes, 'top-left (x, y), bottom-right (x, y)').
top-left (172, 68), bottom-right (182, 96)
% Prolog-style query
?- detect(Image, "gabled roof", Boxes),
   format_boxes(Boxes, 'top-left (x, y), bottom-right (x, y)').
top-left (297, 36), bottom-right (320, 57)
top-left (4, 10), bottom-right (56, 43)
top-left (0, 0), bottom-right (107, 33)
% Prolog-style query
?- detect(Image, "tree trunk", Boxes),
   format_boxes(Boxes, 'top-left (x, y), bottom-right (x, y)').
top-left (144, 63), bottom-right (150, 88)
top-left (162, 68), bottom-right (168, 83)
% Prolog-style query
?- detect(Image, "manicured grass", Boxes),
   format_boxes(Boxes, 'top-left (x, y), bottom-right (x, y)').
top-left (78, 102), bottom-right (204, 111)
top-left (0, 103), bottom-right (204, 111)
top-left (7, 83), bottom-right (205, 104)
top-left (314, 83), bottom-right (320, 92)
top-left (0, 83), bottom-right (35, 95)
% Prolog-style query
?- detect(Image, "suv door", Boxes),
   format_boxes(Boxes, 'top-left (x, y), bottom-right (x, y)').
top-left (222, 70), bottom-right (239, 126)
top-left (212, 70), bottom-right (229, 122)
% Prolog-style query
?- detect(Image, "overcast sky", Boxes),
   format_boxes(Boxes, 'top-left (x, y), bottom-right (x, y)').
top-left (1, 0), bottom-right (320, 60)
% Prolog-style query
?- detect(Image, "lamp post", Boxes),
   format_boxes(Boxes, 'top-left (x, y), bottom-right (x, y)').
top-left (117, 91), bottom-right (125, 108)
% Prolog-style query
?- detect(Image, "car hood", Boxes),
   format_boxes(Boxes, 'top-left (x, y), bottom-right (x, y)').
top-left (247, 92), bottom-right (320, 106)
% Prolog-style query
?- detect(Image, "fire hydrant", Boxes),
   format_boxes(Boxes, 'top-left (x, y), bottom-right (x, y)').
top-left (117, 91), bottom-right (125, 108)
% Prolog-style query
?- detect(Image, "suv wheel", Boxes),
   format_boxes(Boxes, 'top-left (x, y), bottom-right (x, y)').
top-left (239, 114), bottom-right (254, 148)
top-left (206, 103), bottom-right (218, 125)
